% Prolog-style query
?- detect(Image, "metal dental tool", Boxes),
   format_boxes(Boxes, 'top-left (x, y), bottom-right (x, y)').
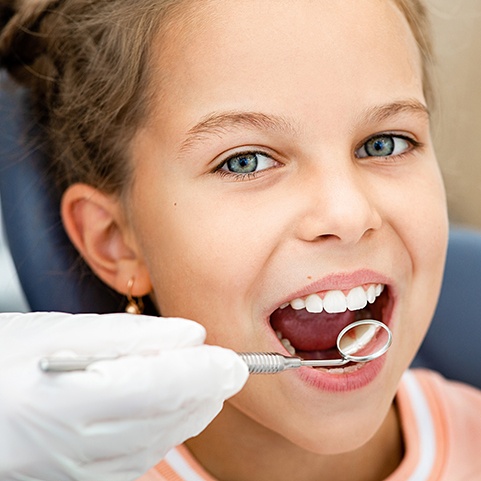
top-left (39, 319), bottom-right (391, 374)
top-left (237, 319), bottom-right (392, 374)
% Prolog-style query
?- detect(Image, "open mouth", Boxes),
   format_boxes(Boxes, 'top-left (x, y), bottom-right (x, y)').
top-left (270, 284), bottom-right (389, 362)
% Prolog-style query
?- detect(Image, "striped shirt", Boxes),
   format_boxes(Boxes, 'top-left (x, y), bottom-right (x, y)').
top-left (137, 370), bottom-right (481, 481)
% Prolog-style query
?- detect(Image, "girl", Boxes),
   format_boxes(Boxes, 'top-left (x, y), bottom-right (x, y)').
top-left (1, 0), bottom-right (481, 480)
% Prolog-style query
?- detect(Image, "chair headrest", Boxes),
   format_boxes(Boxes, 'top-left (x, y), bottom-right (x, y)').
top-left (0, 83), bottom-right (126, 313)
top-left (414, 227), bottom-right (481, 388)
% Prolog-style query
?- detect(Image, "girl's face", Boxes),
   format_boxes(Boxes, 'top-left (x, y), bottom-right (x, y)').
top-left (128, 0), bottom-right (448, 454)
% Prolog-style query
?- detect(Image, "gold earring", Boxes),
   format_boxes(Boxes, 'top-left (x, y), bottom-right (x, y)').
top-left (125, 278), bottom-right (144, 314)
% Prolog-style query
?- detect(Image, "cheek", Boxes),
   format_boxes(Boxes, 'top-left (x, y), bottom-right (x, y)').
top-left (380, 159), bottom-right (448, 276)
top-left (404, 169), bottom-right (448, 282)
top-left (388, 165), bottom-right (448, 356)
top-left (131, 185), bottom-right (281, 326)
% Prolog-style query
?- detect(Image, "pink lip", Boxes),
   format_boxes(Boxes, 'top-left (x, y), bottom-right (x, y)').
top-left (263, 269), bottom-right (397, 392)
top-left (295, 355), bottom-right (388, 392)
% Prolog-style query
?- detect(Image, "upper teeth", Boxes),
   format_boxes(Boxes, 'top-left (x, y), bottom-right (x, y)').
top-left (281, 283), bottom-right (384, 314)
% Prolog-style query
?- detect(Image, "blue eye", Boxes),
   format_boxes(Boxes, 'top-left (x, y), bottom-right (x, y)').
top-left (220, 152), bottom-right (276, 175)
top-left (356, 134), bottom-right (412, 158)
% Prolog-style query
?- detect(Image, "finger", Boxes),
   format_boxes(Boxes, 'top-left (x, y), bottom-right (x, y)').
top-left (51, 345), bottom-right (248, 421)
top-left (79, 400), bottom-right (225, 467)
top-left (1, 312), bottom-right (206, 357)
top-left (78, 443), bottom-right (161, 481)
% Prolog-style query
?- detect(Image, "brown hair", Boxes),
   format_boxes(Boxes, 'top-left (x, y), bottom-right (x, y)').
top-left (0, 0), bottom-right (435, 195)
top-left (0, 0), bottom-right (184, 193)
top-left (394, 0), bottom-right (435, 107)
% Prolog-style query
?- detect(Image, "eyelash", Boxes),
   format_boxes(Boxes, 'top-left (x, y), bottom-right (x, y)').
top-left (355, 133), bottom-right (422, 161)
top-left (214, 150), bottom-right (278, 181)
top-left (213, 133), bottom-right (422, 180)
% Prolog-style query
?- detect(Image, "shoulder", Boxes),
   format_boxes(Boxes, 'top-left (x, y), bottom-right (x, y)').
top-left (400, 369), bottom-right (481, 479)
top-left (137, 445), bottom-right (216, 481)
top-left (410, 368), bottom-right (481, 423)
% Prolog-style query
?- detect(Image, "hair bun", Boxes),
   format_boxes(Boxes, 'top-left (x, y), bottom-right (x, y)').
top-left (0, 0), bottom-right (57, 85)
top-left (0, 1), bottom-right (16, 33)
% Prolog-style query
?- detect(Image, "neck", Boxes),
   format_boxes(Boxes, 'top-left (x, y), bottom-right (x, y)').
top-left (185, 400), bottom-right (404, 481)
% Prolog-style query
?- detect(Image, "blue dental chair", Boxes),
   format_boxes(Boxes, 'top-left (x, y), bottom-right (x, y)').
top-left (0, 81), bottom-right (156, 316)
top-left (1, 83), bottom-right (481, 389)
top-left (0, 83), bottom-right (124, 314)
top-left (411, 227), bottom-right (481, 388)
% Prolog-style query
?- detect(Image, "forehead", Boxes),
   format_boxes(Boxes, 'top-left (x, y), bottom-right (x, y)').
top-left (151, 0), bottom-right (424, 133)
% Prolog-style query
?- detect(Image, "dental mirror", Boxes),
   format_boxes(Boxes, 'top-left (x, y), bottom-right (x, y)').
top-left (336, 319), bottom-right (392, 362)
top-left (238, 319), bottom-right (392, 374)
top-left (39, 319), bottom-right (391, 374)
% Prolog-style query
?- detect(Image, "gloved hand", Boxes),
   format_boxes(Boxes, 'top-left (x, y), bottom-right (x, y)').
top-left (0, 311), bottom-right (248, 481)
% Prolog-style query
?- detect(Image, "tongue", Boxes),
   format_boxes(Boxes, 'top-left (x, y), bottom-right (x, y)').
top-left (270, 306), bottom-right (356, 351)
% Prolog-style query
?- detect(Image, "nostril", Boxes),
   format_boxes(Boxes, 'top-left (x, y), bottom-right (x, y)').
top-left (316, 233), bottom-right (341, 241)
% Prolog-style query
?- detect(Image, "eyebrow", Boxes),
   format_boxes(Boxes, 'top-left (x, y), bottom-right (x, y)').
top-left (358, 99), bottom-right (430, 126)
top-left (179, 111), bottom-right (298, 153)
top-left (179, 99), bottom-right (429, 153)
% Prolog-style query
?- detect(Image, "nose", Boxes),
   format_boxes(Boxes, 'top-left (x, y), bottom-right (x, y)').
top-left (296, 162), bottom-right (382, 245)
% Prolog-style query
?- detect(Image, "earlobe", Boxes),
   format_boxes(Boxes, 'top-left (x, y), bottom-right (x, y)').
top-left (60, 183), bottom-right (152, 296)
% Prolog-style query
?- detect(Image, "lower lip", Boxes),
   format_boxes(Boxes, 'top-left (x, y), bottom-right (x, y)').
top-left (295, 352), bottom-right (387, 392)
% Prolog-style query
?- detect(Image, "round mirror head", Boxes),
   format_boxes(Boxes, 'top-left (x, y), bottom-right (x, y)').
top-left (337, 319), bottom-right (392, 362)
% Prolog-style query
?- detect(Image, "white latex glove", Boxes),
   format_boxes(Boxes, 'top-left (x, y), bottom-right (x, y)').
top-left (0, 311), bottom-right (248, 481)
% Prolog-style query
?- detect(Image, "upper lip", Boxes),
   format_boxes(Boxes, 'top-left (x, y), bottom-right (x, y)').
top-left (263, 269), bottom-right (394, 319)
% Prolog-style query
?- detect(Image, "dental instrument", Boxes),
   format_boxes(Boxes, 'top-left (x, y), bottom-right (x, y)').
top-left (238, 319), bottom-right (392, 373)
top-left (39, 319), bottom-right (391, 374)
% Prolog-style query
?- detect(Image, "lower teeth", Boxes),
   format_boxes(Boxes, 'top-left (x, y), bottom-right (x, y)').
top-left (276, 331), bottom-right (296, 355)
top-left (315, 364), bottom-right (363, 374)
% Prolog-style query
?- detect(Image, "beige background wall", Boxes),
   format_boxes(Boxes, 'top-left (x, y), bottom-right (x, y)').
top-left (427, 0), bottom-right (481, 228)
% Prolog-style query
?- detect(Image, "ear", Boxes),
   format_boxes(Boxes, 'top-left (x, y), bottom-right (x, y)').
top-left (61, 183), bottom-right (152, 297)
